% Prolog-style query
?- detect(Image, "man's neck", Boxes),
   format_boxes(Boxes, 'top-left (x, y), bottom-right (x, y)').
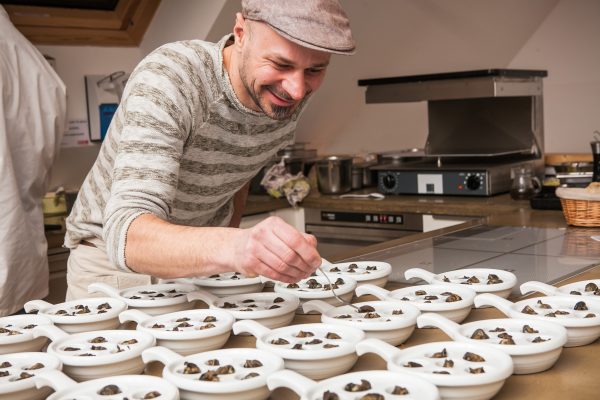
top-left (222, 44), bottom-right (261, 113)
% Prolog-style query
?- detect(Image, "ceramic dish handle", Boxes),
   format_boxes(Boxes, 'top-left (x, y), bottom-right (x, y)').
top-left (232, 319), bottom-right (271, 338)
top-left (474, 293), bottom-right (513, 316)
top-left (88, 282), bottom-right (120, 298)
top-left (187, 289), bottom-right (218, 305)
top-left (267, 369), bottom-right (315, 396)
top-left (354, 283), bottom-right (390, 299)
top-left (355, 338), bottom-right (399, 363)
top-left (404, 268), bottom-right (436, 283)
top-left (520, 281), bottom-right (558, 296)
top-left (31, 324), bottom-right (69, 341)
top-left (119, 308), bottom-right (151, 324)
top-left (302, 300), bottom-right (334, 314)
top-left (33, 370), bottom-right (77, 391)
top-left (23, 299), bottom-right (53, 313)
top-left (142, 346), bottom-right (182, 365)
top-left (417, 313), bottom-right (461, 338)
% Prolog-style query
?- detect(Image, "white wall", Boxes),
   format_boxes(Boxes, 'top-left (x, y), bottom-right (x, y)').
top-left (38, 0), bottom-right (600, 190)
top-left (35, 45), bottom-right (142, 189)
top-left (295, 0), bottom-right (599, 155)
top-left (508, 0), bottom-right (600, 153)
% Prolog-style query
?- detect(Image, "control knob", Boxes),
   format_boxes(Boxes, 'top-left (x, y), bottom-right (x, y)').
top-left (382, 173), bottom-right (397, 190)
top-left (465, 175), bottom-right (481, 191)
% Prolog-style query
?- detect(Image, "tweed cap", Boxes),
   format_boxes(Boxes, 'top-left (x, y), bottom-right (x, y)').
top-left (241, 0), bottom-right (355, 55)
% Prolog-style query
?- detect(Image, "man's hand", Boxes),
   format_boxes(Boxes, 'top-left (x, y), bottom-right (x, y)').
top-left (229, 216), bottom-right (321, 283)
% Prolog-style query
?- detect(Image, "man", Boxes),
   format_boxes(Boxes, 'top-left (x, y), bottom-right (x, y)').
top-left (64, 0), bottom-right (355, 299)
top-left (0, 6), bottom-right (67, 315)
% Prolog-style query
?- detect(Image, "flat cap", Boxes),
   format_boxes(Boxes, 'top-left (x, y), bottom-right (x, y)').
top-left (241, 0), bottom-right (355, 55)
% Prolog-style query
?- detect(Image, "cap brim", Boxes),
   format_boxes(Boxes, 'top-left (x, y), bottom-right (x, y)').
top-left (267, 23), bottom-right (356, 56)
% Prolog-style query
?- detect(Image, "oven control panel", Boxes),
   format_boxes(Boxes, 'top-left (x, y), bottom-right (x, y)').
top-left (321, 211), bottom-right (404, 225)
top-left (378, 170), bottom-right (490, 196)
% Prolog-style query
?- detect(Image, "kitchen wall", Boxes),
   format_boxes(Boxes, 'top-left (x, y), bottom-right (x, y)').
top-left (39, 0), bottom-right (600, 189)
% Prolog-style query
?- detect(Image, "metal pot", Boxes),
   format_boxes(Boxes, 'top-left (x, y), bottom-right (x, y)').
top-left (316, 156), bottom-right (352, 194)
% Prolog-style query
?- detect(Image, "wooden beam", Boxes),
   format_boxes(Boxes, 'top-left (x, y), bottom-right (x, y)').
top-left (4, 0), bottom-right (160, 47)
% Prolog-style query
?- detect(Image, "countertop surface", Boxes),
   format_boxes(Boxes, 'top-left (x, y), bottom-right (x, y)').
top-left (248, 190), bottom-right (568, 229)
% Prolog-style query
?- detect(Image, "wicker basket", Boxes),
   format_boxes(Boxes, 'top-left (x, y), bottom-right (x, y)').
top-left (558, 196), bottom-right (600, 227)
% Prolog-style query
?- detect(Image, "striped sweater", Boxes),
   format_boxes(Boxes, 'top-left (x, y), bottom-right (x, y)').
top-left (65, 35), bottom-right (301, 271)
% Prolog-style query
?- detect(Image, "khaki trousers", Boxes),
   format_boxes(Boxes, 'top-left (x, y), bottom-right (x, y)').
top-left (66, 242), bottom-right (153, 301)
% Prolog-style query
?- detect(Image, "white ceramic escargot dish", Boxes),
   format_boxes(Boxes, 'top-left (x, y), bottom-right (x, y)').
top-left (0, 352), bottom-right (62, 400)
top-left (163, 272), bottom-right (265, 297)
top-left (24, 297), bottom-right (127, 333)
top-left (267, 369), bottom-right (440, 400)
top-left (417, 313), bottom-right (568, 374)
top-left (233, 320), bottom-right (365, 380)
top-left (119, 308), bottom-right (234, 356)
top-left (318, 261), bottom-right (392, 287)
top-left (520, 279), bottom-right (600, 298)
top-left (88, 282), bottom-right (196, 316)
top-left (405, 267), bottom-right (517, 299)
top-left (302, 300), bottom-right (420, 346)
top-left (475, 293), bottom-right (600, 347)
top-left (356, 338), bottom-right (513, 400)
top-left (0, 314), bottom-right (53, 355)
top-left (31, 325), bottom-right (155, 381)
top-left (187, 290), bottom-right (298, 330)
top-left (355, 283), bottom-right (475, 324)
top-left (34, 370), bottom-right (179, 400)
top-left (142, 345), bottom-right (284, 400)
top-left (269, 275), bottom-right (357, 313)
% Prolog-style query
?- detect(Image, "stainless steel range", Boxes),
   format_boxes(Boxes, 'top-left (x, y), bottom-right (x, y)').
top-left (359, 69), bottom-right (547, 196)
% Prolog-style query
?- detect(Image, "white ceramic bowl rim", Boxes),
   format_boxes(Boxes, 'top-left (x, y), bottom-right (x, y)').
top-left (30, 297), bottom-right (127, 324)
top-left (552, 279), bottom-right (600, 296)
top-left (290, 370), bottom-right (439, 400)
top-left (47, 374), bottom-right (178, 400)
top-left (451, 318), bottom-right (568, 354)
top-left (273, 276), bottom-right (357, 299)
top-left (386, 284), bottom-right (476, 311)
top-left (115, 283), bottom-right (197, 307)
top-left (0, 315), bottom-right (53, 345)
top-left (387, 340), bottom-right (513, 386)
top-left (318, 261), bottom-right (392, 282)
top-left (133, 309), bottom-right (235, 340)
top-left (429, 268), bottom-right (517, 292)
top-left (162, 348), bottom-right (284, 394)
top-left (46, 329), bottom-right (155, 366)
top-left (187, 272), bottom-right (263, 288)
top-left (253, 322), bottom-right (365, 360)
top-left (503, 296), bottom-right (600, 327)
top-left (319, 301), bottom-right (421, 331)
top-left (0, 352), bottom-right (61, 394)
top-left (204, 292), bottom-right (300, 319)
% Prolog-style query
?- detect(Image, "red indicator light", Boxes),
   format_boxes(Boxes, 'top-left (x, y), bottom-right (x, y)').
top-left (458, 185), bottom-right (463, 190)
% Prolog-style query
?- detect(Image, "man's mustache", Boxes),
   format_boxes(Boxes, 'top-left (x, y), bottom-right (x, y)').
top-left (265, 85), bottom-right (311, 102)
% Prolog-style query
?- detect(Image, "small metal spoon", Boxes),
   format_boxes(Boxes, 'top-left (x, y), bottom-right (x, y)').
top-left (317, 266), bottom-right (360, 311)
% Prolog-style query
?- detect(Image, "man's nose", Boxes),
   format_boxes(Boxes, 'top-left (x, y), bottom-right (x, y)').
top-left (282, 70), bottom-right (306, 101)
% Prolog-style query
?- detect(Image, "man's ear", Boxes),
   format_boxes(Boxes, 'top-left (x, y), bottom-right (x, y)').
top-left (232, 12), bottom-right (248, 51)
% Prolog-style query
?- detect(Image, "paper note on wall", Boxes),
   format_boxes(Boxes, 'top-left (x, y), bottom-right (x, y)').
top-left (61, 119), bottom-right (92, 148)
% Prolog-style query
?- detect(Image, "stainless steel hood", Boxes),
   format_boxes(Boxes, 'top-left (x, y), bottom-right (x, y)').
top-left (357, 69), bottom-right (547, 103)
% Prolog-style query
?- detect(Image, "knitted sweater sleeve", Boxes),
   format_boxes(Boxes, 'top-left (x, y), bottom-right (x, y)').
top-left (102, 45), bottom-right (198, 271)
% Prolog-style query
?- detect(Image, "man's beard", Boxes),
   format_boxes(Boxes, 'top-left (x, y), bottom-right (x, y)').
top-left (239, 63), bottom-right (306, 120)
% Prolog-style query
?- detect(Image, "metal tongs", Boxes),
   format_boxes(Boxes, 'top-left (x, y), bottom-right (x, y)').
top-left (317, 265), bottom-right (359, 311)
